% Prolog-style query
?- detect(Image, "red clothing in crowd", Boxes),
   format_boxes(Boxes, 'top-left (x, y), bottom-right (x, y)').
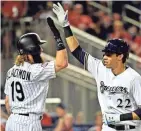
top-left (41, 113), bottom-right (52, 126)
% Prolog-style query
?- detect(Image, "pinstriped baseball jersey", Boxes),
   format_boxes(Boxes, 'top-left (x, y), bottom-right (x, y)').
top-left (86, 54), bottom-right (141, 127)
top-left (4, 61), bottom-right (56, 115)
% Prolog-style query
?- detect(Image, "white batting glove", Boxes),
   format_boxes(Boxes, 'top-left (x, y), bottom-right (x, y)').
top-left (103, 112), bottom-right (120, 125)
top-left (52, 2), bottom-right (69, 27)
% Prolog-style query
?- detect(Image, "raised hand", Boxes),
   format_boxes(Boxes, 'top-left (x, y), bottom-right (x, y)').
top-left (47, 17), bottom-right (60, 37)
top-left (52, 2), bottom-right (69, 27)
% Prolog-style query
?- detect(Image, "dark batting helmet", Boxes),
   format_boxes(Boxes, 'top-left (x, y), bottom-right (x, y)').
top-left (102, 39), bottom-right (129, 55)
top-left (102, 39), bottom-right (130, 63)
top-left (17, 33), bottom-right (46, 55)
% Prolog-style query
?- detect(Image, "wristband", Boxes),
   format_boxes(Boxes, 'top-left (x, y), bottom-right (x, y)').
top-left (120, 113), bottom-right (133, 121)
top-left (64, 26), bottom-right (73, 38)
top-left (54, 36), bottom-right (65, 51)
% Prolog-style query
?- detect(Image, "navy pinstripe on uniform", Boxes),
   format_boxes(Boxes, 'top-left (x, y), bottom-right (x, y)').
top-left (5, 61), bottom-right (56, 131)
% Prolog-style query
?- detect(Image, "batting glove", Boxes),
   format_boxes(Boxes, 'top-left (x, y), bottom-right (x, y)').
top-left (47, 17), bottom-right (60, 37)
top-left (103, 112), bottom-right (120, 125)
top-left (52, 2), bottom-right (69, 27)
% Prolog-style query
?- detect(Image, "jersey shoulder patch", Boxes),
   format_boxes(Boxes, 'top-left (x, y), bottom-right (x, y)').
top-left (41, 62), bottom-right (49, 68)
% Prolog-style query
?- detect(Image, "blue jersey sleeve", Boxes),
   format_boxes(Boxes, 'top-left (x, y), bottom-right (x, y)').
top-left (71, 45), bottom-right (89, 66)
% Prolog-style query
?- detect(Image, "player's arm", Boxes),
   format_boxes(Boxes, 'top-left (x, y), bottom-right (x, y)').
top-left (5, 95), bottom-right (10, 115)
top-left (52, 3), bottom-right (89, 65)
top-left (64, 26), bottom-right (89, 65)
top-left (47, 17), bottom-right (68, 72)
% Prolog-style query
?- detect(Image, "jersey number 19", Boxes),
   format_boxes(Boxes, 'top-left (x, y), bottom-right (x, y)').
top-left (11, 81), bottom-right (25, 101)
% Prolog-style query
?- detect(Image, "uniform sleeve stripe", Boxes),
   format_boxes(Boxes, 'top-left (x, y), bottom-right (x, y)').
top-left (84, 52), bottom-right (89, 70)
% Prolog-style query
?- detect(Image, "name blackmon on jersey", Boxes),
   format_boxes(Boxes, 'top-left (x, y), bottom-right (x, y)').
top-left (7, 69), bottom-right (31, 81)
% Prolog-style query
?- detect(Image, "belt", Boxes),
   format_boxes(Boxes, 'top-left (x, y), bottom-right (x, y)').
top-left (12, 113), bottom-right (42, 120)
top-left (19, 113), bottom-right (29, 116)
top-left (108, 124), bottom-right (135, 130)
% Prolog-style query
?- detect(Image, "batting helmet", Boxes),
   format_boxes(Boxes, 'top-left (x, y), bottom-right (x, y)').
top-left (17, 33), bottom-right (46, 55)
top-left (102, 39), bottom-right (129, 55)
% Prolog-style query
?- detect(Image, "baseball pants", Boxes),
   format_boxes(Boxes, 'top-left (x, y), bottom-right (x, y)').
top-left (102, 124), bottom-right (141, 131)
top-left (6, 113), bottom-right (42, 131)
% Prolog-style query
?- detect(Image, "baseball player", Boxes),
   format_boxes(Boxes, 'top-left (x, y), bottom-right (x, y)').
top-left (4, 17), bottom-right (68, 131)
top-left (52, 3), bottom-right (141, 131)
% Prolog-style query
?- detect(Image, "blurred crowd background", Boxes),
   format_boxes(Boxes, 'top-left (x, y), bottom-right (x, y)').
top-left (1, 1), bottom-right (141, 131)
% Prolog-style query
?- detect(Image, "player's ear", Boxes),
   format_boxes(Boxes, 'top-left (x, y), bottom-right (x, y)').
top-left (117, 54), bottom-right (124, 61)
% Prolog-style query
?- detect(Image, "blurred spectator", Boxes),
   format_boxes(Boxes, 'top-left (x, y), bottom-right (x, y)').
top-left (62, 1), bottom-right (74, 27)
top-left (128, 26), bottom-right (141, 45)
top-left (127, 26), bottom-right (141, 56)
top-left (109, 20), bottom-right (132, 42)
top-left (54, 103), bottom-right (67, 125)
top-left (68, 4), bottom-right (83, 27)
top-left (78, 15), bottom-right (93, 31)
top-left (54, 113), bottom-right (74, 131)
top-left (62, 1), bottom-right (73, 11)
top-left (88, 111), bottom-right (102, 131)
top-left (113, 13), bottom-right (121, 21)
top-left (100, 14), bottom-right (113, 40)
top-left (87, 4), bottom-right (95, 18)
top-left (68, 4), bottom-right (93, 31)
top-left (33, 1), bottom-right (54, 19)
top-left (96, 11), bottom-right (106, 22)
top-left (41, 112), bottom-right (53, 127)
top-left (56, 103), bottom-right (67, 118)
top-left (1, 1), bottom-right (27, 19)
top-left (64, 113), bottom-right (74, 131)
top-left (74, 1), bottom-right (88, 15)
top-left (2, 30), bottom-right (13, 59)
top-left (75, 111), bottom-right (85, 125)
top-left (86, 17), bottom-right (101, 38)
top-left (55, 103), bottom-right (74, 131)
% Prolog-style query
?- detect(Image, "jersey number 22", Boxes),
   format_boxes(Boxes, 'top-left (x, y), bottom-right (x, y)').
top-left (117, 98), bottom-right (131, 108)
